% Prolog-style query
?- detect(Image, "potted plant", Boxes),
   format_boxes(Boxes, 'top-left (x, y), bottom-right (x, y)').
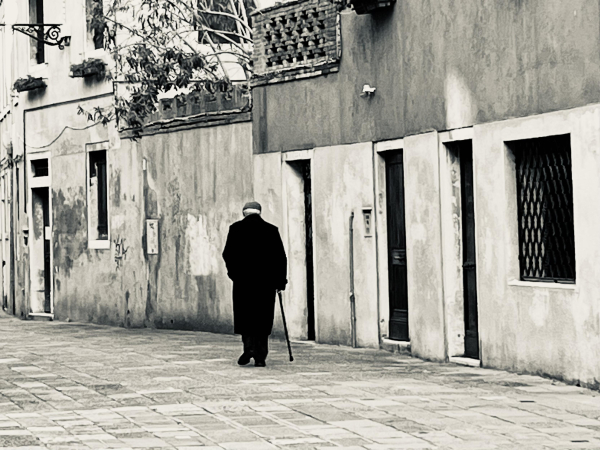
top-left (70, 58), bottom-right (106, 78)
top-left (13, 76), bottom-right (46, 92)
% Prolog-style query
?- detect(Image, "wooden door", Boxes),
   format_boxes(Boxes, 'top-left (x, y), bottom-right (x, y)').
top-left (42, 188), bottom-right (51, 313)
top-left (459, 143), bottom-right (479, 358)
top-left (385, 151), bottom-right (409, 341)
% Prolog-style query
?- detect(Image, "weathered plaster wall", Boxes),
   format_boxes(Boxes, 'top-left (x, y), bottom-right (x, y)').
top-left (281, 159), bottom-right (310, 340)
top-left (21, 96), bottom-right (254, 334)
top-left (474, 104), bottom-right (600, 387)
top-left (138, 120), bottom-right (253, 333)
top-left (22, 97), bottom-right (146, 326)
top-left (10, 0), bottom-right (112, 112)
top-left (438, 132), bottom-right (471, 358)
top-left (254, 0), bottom-right (600, 153)
top-left (403, 132), bottom-right (446, 361)
top-left (252, 151), bottom-right (288, 339)
top-left (9, 0), bottom-right (113, 320)
top-left (254, 145), bottom-right (380, 347)
top-left (312, 143), bottom-right (379, 347)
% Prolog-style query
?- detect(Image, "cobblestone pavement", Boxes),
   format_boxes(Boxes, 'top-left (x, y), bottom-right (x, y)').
top-left (1, 314), bottom-right (600, 450)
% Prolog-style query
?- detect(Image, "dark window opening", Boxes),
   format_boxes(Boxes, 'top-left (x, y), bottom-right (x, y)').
top-left (31, 159), bottom-right (49, 178)
top-left (299, 161), bottom-right (315, 341)
top-left (29, 0), bottom-right (45, 64)
top-left (196, 0), bottom-right (256, 45)
top-left (509, 134), bottom-right (575, 283)
top-left (89, 150), bottom-right (108, 240)
top-left (87, 0), bottom-right (105, 50)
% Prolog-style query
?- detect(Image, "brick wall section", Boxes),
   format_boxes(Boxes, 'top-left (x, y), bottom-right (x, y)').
top-left (251, 0), bottom-right (341, 85)
top-left (145, 85), bottom-right (251, 124)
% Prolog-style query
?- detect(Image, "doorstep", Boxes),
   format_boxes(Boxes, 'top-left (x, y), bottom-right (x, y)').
top-left (381, 338), bottom-right (411, 355)
top-left (28, 313), bottom-right (54, 321)
top-left (449, 356), bottom-right (481, 367)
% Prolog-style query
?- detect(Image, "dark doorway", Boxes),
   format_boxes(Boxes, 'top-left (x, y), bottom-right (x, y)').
top-left (385, 151), bottom-right (409, 341)
top-left (457, 141), bottom-right (479, 359)
top-left (297, 161), bottom-right (315, 340)
top-left (31, 187), bottom-right (51, 314)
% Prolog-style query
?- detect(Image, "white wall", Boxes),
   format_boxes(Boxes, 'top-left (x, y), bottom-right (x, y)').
top-left (474, 104), bottom-right (600, 386)
top-left (403, 132), bottom-right (447, 361)
top-left (312, 142), bottom-right (379, 347)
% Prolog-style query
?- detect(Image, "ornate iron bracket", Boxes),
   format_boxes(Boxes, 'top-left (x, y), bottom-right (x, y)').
top-left (0, 24), bottom-right (71, 49)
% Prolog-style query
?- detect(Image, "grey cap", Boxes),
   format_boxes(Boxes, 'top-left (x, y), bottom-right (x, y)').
top-left (243, 201), bottom-right (262, 212)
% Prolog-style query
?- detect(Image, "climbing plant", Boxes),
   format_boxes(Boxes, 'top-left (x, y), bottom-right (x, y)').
top-left (82, 0), bottom-right (256, 130)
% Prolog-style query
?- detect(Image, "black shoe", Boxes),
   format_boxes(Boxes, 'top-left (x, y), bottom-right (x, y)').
top-left (254, 360), bottom-right (266, 367)
top-left (237, 353), bottom-right (252, 366)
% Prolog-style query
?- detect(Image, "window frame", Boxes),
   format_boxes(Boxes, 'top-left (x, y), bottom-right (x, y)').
top-left (86, 0), bottom-right (106, 52)
top-left (86, 141), bottom-right (110, 250)
top-left (29, 0), bottom-right (45, 65)
top-left (510, 134), bottom-right (576, 284)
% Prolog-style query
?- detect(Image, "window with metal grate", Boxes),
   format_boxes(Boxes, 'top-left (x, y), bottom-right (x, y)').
top-left (509, 134), bottom-right (575, 283)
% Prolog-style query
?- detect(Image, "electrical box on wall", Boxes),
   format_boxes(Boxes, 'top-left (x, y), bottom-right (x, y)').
top-left (146, 219), bottom-right (159, 254)
top-left (362, 207), bottom-right (373, 237)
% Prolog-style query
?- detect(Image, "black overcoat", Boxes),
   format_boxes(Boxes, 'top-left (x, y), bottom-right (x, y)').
top-left (222, 214), bottom-right (287, 336)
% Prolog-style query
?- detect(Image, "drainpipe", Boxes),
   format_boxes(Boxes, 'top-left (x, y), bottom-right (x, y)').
top-left (349, 211), bottom-right (357, 348)
top-left (9, 153), bottom-right (15, 316)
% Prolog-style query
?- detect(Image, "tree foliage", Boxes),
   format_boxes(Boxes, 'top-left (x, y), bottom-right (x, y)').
top-left (85, 0), bottom-right (256, 130)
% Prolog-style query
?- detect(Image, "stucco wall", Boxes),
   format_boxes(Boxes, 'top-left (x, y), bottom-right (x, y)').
top-left (403, 132), bottom-right (446, 361)
top-left (20, 98), bottom-right (254, 332)
top-left (254, 144), bottom-right (380, 347)
top-left (138, 120), bottom-right (254, 332)
top-left (9, 0), bottom-right (112, 111)
top-left (474, 104), bottom-right (600, 387)
top-left (312, 143), bottom-right (379, 347)
top-left (22, 97), bottom-right (146, 326)
top-left (254, 0), bottom-right (600, 153)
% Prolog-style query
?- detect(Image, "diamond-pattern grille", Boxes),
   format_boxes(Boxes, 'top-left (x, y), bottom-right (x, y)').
top-left (512, 134), bottom-right (575, 283)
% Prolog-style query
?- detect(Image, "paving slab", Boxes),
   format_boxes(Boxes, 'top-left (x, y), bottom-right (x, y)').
top-left (1, 312), bottom-right (600, 449)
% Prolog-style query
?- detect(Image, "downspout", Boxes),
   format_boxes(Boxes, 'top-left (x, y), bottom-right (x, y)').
top-left (349, 211), bottom-right (357, 348)
top-left (9, 149), bottom-right (15, 316)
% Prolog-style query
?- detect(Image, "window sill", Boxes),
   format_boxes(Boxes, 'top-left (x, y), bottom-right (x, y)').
top-left (508, 279), bottom-right (577, 291)
top-left (89, 240), bottom-right (110, 250)
top-left (75, 48), bottom-right (108, 65)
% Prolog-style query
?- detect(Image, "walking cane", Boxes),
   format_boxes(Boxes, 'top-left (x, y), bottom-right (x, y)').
top-left (278, 290), bottom-right (294, 362)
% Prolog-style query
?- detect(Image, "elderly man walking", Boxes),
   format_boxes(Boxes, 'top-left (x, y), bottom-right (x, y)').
top-left (222, 201), bottom-right (288, 367)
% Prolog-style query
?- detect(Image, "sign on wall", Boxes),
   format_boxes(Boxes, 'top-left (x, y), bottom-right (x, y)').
top-left (146, 219), bottom-right (159, 255)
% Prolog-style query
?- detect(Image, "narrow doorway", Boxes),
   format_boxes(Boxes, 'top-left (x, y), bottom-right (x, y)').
top-left (31, 187), bottom-right (52, 314)
top-left (385, 151), bottom-right (409, 341)
top-left (296, 161), bottom-right (315, 340)
top-left (286, 158), bottom-right (316, 341)
top-left (458, 141), bottom-right (479, 359)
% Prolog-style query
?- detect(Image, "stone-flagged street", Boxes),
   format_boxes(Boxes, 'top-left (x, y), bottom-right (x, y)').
top-left (1, 313), bottom-right (600, 450)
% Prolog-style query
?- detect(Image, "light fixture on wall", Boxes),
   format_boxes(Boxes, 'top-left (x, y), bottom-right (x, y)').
top-left (360, 84), bottom-right (376, 98)
top-left (0, 24), bottom-right (71, 49)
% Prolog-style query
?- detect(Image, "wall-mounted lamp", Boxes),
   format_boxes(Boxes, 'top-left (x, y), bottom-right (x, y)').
top-left (360, 84), bottom-right (376, 98)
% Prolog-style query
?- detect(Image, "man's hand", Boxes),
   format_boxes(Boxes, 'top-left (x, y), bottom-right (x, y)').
top-left (276, 279), bottom-right (288, 292)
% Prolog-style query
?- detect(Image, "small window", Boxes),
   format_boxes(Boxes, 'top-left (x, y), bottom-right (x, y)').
top-left (88, 149), bottom-right (109, 243)
top-left (509, 134), bottom-right (575, 283)
top-left (31, 159), bottom-right (49, 177)
top-left (86, 0), bottom-right (105, 50)
top-left (196, 0), bottom-right (255, 45)
top-left (29, 0), bottom-right (45, 64)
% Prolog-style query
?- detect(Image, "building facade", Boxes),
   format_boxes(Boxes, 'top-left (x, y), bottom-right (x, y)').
top-left (0, 0), bottom-right (254, 332)
top-left (1, 0), bottom-right (600, 389)
top-left (251, 0), bottom-right (600, 388)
